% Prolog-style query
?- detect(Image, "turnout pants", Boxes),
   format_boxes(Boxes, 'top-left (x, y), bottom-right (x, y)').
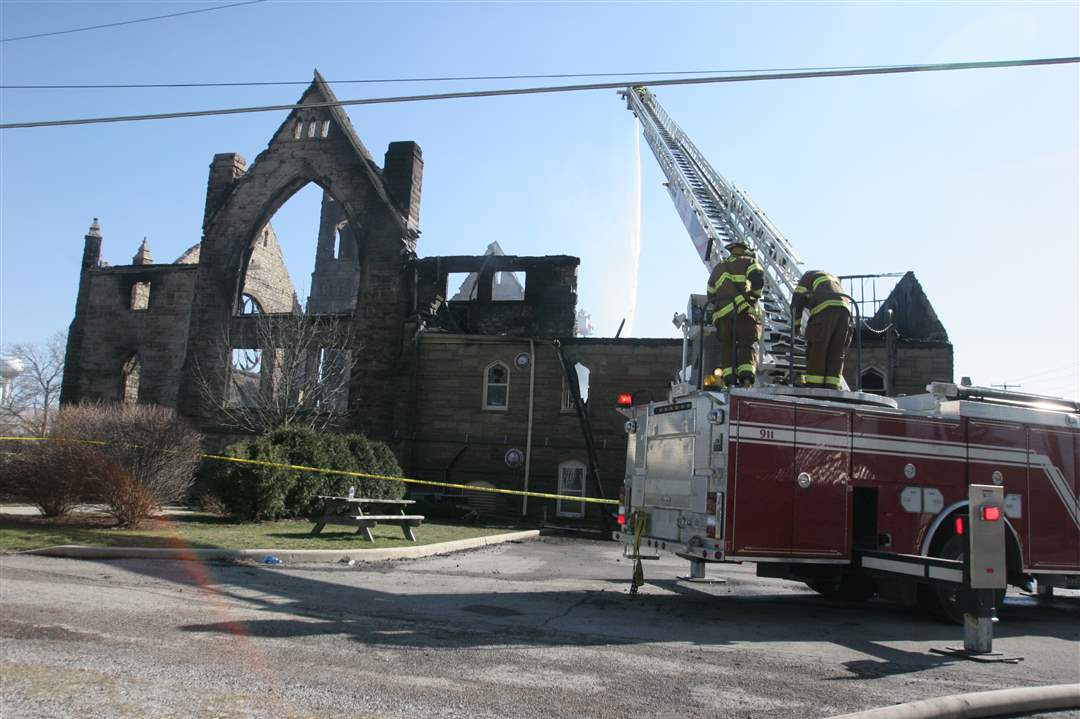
top-left (804, 306), bottom-right (852, 389)
top-left (714, 310), bottom-right (762, 385)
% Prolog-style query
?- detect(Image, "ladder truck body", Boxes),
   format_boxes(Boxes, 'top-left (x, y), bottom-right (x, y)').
top-left (615, 87), bottom-right (1080, 618)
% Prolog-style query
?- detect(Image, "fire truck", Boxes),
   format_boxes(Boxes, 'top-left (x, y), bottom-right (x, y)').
top-left (611, 87), bottom-right (1080, 620)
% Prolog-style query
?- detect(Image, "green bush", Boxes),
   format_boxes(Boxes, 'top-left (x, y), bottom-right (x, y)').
top-left (205, 428), bottom-right (404, 520)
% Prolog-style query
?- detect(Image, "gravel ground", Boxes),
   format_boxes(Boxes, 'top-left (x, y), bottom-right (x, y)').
top-left (1, 537), bottom-right (1077, 718)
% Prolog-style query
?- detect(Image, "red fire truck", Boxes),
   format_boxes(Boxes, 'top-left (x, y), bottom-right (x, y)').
top-left (614, 85), bottom-right (1078, 621)
top-left (613, 380), bottom-right (1080, 620)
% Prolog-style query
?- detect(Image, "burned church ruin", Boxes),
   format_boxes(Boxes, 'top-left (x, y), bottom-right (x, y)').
top-left (60, 72), bottom-right (953, 523)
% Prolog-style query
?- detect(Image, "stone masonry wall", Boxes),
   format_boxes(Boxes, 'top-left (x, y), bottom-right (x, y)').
top-left (62, 264), bottom-right (197, 406)
top-left (407, 334), bottom-right (681, 523)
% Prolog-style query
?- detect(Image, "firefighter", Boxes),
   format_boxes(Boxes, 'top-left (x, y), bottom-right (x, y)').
top-left (706, 237), bottom-right (764, 387)
top-left (791, 270), bottom-right (851, 389)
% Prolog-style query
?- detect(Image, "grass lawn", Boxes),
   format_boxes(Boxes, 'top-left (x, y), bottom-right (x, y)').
top-left (0, 511), bottom-right (523, 553)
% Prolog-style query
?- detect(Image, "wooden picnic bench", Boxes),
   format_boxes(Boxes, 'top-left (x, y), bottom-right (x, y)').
top-left (309, 496), bottom-right (424, 542)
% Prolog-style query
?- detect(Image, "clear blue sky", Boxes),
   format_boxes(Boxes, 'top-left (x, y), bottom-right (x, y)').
top-left (1, 1), bottom-right (1077, 398)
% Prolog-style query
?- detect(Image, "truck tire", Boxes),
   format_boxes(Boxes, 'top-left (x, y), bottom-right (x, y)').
top-left (921, 533), bottom-right (1006, 624)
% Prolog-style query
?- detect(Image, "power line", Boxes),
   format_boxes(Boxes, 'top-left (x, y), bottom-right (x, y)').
top-left (1, 0), bottom-right (267, 43)
top-left (0, 63), bottom-right (931, 90)
top-left (1, 55), bottom-right (1076, 130)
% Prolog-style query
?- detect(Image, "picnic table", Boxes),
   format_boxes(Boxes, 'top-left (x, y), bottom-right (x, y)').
top-left (309, 496), bottom-right (424, 542)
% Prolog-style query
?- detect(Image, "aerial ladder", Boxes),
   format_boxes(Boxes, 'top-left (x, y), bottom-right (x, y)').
top-left (621, 86), bottom-right (807, 384)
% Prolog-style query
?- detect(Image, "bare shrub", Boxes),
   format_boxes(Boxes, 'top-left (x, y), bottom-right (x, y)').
top-left (0, 441), bottom-right (99, 517)
top-left (89, 460), bottom-right (158, 528)
top-left (53, 403), bottom-right (202, 508)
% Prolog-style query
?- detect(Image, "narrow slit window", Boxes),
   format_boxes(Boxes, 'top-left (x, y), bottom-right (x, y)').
top-left (316, 348), bottom-right (350, 411)
top-left (557, 461), bottom-right (586, 518)
top-left (228, 348), bottom-right (262, 408)
top-left (130, 281), bottom-right (150, 311)
top-left (561, 362), bottom-right (590, 413)
top-left (483, 361), bottom-right (509, 410)
top-left (333, 223), bottom-right (345, 260)
top-left (320, 120), bottom-right (330, 138)
top-left (293, 122), bottom-right (303, 140)
top-left (308, 121), bottom-right (317, 138)
top-left (121, 354), bottom-right (141, 404)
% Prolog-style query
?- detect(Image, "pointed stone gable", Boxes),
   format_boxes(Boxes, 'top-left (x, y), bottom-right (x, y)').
top-left (871, 272), bottom-right (949, 342)
top-left (256, 70), bottom-right (409, 237)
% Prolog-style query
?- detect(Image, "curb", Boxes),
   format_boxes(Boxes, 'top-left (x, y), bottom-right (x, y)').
top-left (828, 683), bottom-right (1080, 719)
top-left (21, 529), bottom-right (541, 564)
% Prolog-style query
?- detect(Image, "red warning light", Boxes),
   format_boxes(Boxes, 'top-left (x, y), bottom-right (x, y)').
top-left (954, 516), bottom-right (964, 535)
top-left (981, 505), bottom-right (1001, 521)
top-left (617, 393), bottom-right (633, 406)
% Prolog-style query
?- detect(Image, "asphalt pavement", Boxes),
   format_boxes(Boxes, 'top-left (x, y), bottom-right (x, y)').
top-left (1, 536), bottom-right (1077, 718)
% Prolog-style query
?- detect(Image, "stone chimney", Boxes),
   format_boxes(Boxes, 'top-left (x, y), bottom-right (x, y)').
top-left (132, 237), bottom-right (153, 265)
top-left (383, 141), bottom-right (423, 232)
top-left (203, 153), bottom-right (247, 229)
top-left (81, 218), bottom-right (102, 270)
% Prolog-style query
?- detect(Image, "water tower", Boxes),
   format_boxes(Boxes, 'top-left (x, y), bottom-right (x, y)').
top-left (0, 356), bottom-right (24, 402)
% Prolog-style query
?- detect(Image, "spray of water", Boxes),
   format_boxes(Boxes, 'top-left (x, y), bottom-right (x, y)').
top-left (623, 117), bottom-right (643, 335)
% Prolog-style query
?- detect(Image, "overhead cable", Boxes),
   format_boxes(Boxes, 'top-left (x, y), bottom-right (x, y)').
top-left (1, 56), bottom-right (1076, 130)
top-left (1, 0), bottom-right (266, 43)
top-left (1, 62), bottom-right (937, 89)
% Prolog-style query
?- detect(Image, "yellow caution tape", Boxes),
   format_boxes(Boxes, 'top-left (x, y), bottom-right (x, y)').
top-left (0, 436), bottom-right (619, 506)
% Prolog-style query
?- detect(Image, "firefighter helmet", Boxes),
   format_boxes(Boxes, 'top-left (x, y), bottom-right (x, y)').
top-left (724, 236), bottom-right (751, 250)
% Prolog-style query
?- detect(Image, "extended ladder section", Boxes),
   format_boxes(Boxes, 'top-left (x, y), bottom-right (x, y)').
top-left (623, 86), bottom-right (805, 381)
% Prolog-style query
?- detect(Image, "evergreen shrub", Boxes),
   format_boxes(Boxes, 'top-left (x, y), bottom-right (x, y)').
top-left (206, 427), bottom-right (404, 520)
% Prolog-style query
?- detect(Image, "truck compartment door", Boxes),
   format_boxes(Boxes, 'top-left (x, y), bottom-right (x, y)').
top-left (1026, 427), bottom-right (1079, 571)
top-left (731, 398), bottom-right (794, 555)
top-left (793, 405), bottom-right (850, 558)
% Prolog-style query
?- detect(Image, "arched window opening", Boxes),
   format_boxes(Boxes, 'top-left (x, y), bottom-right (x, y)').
top-left (121, 355), bottom-right (141, 404)
top-left (556, 460), bottom-right (586, 518)
top-left (861, 367), bottom-right (886, 395)
top-left (239, 293), bottom-right (262, 315)
top-left (483, 361), bottom-right (509, 410)
top-left (561, 362), bottom-right (590, 413)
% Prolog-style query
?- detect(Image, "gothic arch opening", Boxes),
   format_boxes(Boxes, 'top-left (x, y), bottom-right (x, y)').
top-left (235, 181), bottom-right (361, 317)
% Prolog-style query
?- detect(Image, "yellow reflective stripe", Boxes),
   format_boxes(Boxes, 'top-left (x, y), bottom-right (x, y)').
top-left (812, 273), bottom-right (835, 290)
top-left (709, 272), bottom-right (748, 293)
top-left (794, 286), bottom-right (808, 294)
top-left (711, 295), bottom-right (753, 322)
top-left (802, 374), bottom-right (825, 383)
top-left (736, 363), bottom-right (755, 374)
top-left (746, 262), bottom-right (763, 275)
top-left (824, 376), bottom-right (842, 387)
top-left (810, 298), bottom-right (849, 316)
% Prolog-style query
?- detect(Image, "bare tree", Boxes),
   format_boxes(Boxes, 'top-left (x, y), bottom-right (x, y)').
top-left (193, 311), bottom-right (356, 434)
top-left (0, 331), bottom-right (66, 437)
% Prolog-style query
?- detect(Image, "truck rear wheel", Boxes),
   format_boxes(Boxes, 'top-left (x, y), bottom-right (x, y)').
top-left (920, 533), bottom-right (1005, 624)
